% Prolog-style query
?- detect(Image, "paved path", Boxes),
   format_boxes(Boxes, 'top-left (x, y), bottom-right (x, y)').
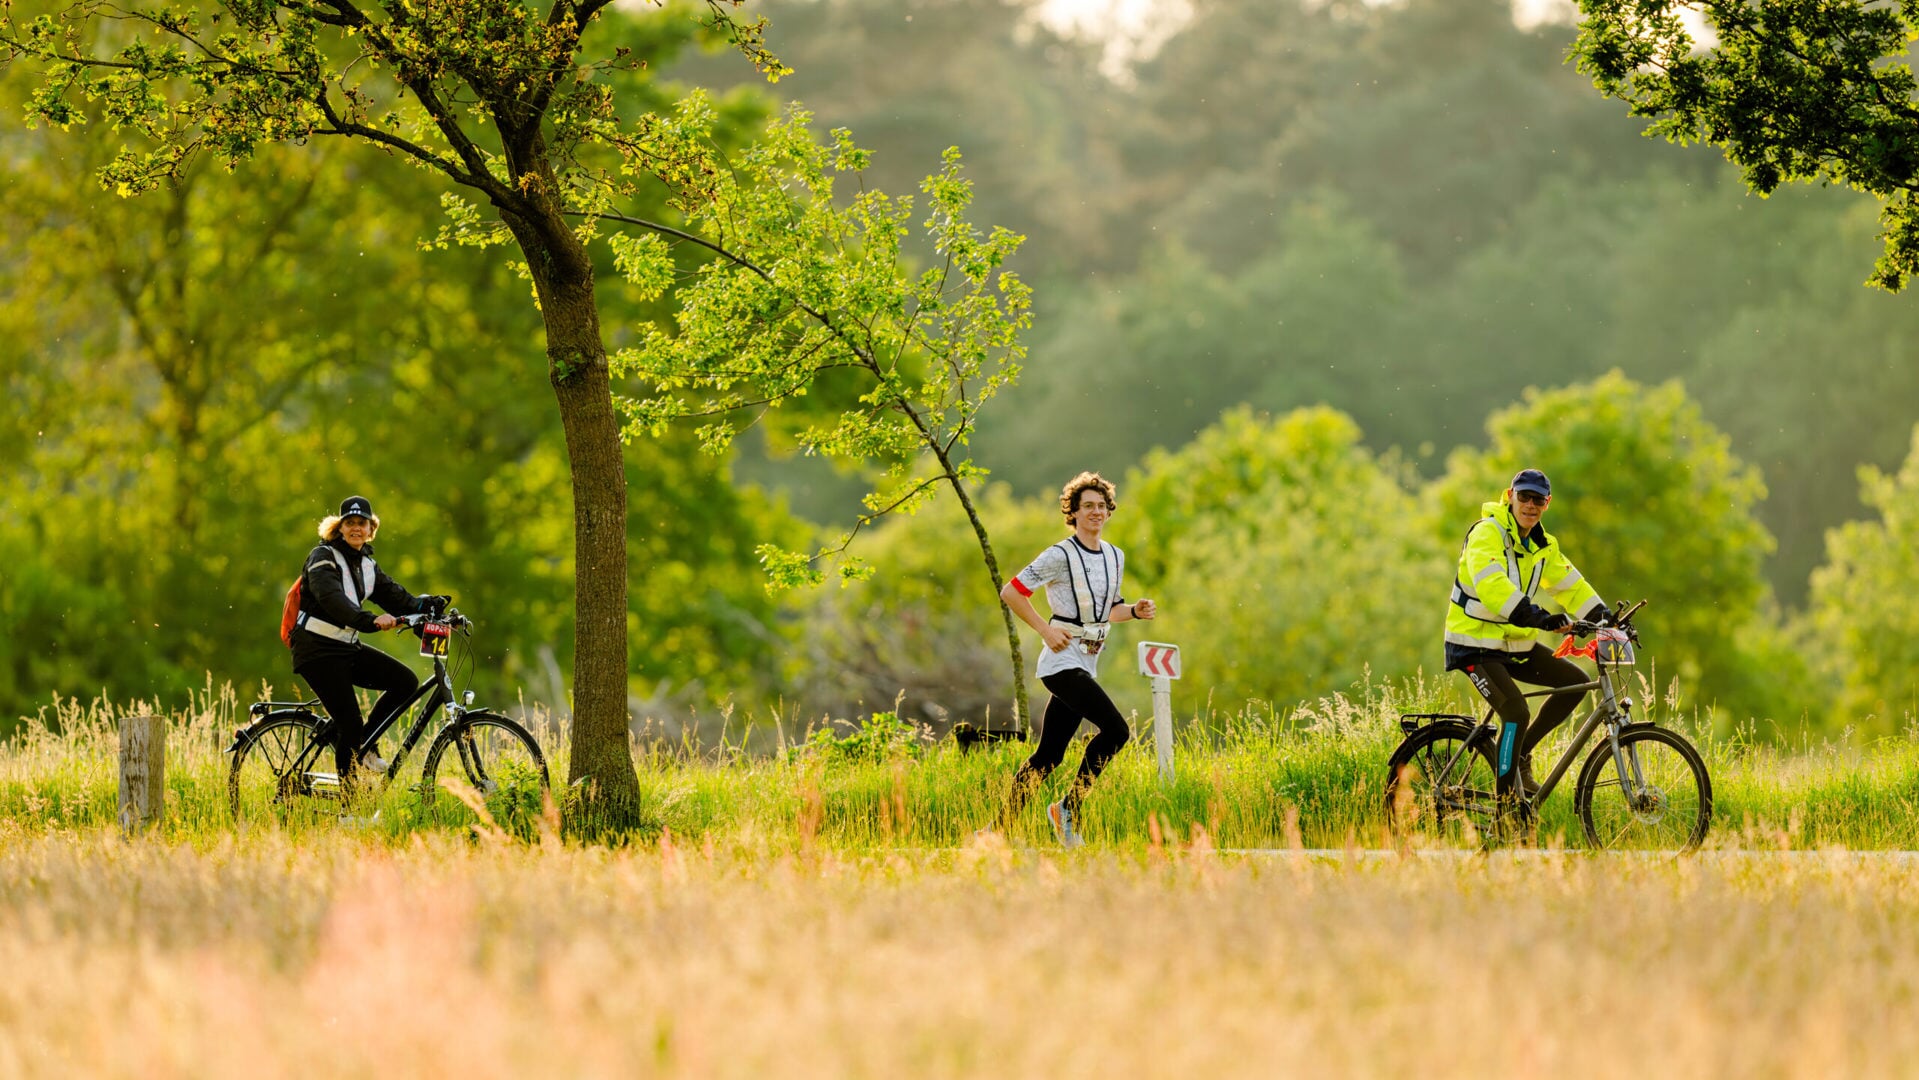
top-left (1220, 848), bottom-right (1919, 861)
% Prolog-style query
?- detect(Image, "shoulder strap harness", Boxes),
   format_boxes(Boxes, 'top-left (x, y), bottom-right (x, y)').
top-left (1047, 539), bottom-right (1121, 640)
top-left (293, 548), bottom-right (378, 644)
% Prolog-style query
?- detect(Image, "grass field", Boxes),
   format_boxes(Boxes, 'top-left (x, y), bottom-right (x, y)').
top-left (3, 682), bottom-right (1919, 1074)
top-left (5, 678), bottom-right (1918, 850)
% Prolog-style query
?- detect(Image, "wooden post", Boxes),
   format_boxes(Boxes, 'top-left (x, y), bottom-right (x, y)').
top-left (118, 714), bottom-right (165, 834)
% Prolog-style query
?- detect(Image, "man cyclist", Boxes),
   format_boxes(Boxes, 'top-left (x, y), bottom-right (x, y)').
top-left (1444, 469), bottom-right (1608, 803)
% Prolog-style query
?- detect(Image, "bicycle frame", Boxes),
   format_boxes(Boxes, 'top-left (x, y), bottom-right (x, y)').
top-left (1400, 658), bottom-right (1643, 812)
top-left (247, 631), bottom-right (473, 787)
top-left (354, 651), bottom-right (466, 778)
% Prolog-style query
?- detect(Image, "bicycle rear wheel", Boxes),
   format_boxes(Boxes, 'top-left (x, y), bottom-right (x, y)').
top-left (419, 711), bottom-right (551, 835)
top-left (1384, 719), bottom-right (1500, 847)
top-left (1573, 724), bottom-right (1712, 852)
top-left (229, 710), bottom-right (332, 822)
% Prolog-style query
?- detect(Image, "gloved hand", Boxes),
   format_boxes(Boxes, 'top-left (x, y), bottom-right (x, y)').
top-left (421, 594), bottom-right (452, 616)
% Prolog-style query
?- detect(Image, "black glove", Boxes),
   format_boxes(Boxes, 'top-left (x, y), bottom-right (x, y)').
top-left (1545, 613), bottom-right (1572, 632)
top-left (420, 594), bottom-right (452, 617)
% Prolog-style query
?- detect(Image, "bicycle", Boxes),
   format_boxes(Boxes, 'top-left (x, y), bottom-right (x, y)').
top-left (227, 606), bottom-right (551, 828)
top-left (1383, 600), bottom-right (1712, 852)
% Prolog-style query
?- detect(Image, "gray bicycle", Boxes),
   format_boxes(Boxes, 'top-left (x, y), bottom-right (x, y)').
top-left (1383, 600), bottom-right (1712, 851)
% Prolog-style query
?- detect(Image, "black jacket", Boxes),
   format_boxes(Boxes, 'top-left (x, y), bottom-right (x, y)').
top-left (290, 538), bottom-right (425, 667)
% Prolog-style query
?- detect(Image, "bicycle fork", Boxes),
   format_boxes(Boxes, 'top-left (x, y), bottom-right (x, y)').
top-left (1601, 698), bottom-right (1653, 811)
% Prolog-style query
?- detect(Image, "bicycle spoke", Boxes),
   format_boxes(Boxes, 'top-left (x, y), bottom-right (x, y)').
top-left (1577, 729), bottom-right (1710, 851)
top-left (420, 714), bottom-right (549, 834)
top-left (261, 726), bottom-right (300, 774)
top-left (230, 714), bottom-right (330, 823)
top-left (1386, 723), bottom-right (1498, 848)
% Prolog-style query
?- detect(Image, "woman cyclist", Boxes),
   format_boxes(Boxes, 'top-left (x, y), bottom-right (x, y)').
top-left (1444, 469), bottom-right (1608, 803)
top-left (289, 496), bottom-right (445, 793)
top-left (996, 471), bottom-right (1158, 848)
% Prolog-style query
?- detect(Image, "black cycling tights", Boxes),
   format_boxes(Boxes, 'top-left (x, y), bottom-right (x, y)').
top-left (1462, 644), bottom-right (1588, 795)
top-left (296, 645), bottom-right (417, 781)
top-left (1005, 668), bottom-right (1132, 819)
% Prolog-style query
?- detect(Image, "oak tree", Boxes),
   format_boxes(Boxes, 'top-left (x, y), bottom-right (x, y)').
top-left (1, 0), bottom-right (783, 825)
top-left (1574, 0), bottom-right (1919, 290)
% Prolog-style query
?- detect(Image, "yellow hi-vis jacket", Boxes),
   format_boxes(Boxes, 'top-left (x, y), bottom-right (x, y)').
top-left (1445, 500), bottom-right (1606, 657)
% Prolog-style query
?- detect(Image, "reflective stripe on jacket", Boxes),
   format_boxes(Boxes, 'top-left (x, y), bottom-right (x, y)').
top-left (1444, 500), bottom-right (1605, 655)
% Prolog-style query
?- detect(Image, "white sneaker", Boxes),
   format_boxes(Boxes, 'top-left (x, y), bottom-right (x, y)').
top-left (338, 810), bottom-right (382, 829)
top-left (1046, 801), bottom-right (1083, 849)
top-left (359, 751), bottom-right (391, 775)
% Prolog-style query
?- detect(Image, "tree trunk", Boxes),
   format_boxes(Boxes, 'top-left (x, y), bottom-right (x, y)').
top-left (946, 474), bottom-right (1030, 730)
top-left (504, 209), bottom-right (642, 832)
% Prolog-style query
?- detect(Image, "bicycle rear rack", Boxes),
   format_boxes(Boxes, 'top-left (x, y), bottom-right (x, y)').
top-left (248, 699), bottom-right (322, 719)
top-left (1397, 712), bottom-right (1476, 734)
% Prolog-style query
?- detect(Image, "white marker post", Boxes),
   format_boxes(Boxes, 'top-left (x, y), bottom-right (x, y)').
top-left (1136, 642), bottom-right (1182, 784)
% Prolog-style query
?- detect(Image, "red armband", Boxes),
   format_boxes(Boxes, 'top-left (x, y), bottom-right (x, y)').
top-left (1010, 577), bottom-right (1033, 598)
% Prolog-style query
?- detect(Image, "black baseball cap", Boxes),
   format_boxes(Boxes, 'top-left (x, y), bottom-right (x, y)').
top-left (1510, 469), bottom-right (1551, 498)
top-left (338, 496), bottom-right (375, 520)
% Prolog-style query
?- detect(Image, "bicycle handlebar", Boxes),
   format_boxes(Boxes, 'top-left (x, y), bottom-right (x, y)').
top-left (394, 609), bottom-right (473, 632)
top-left (1561, 599), bottom-right (1648, 641)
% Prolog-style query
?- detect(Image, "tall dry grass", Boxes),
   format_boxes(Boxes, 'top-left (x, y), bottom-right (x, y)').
top-left (0, 826), bottom-right (1914, 1077)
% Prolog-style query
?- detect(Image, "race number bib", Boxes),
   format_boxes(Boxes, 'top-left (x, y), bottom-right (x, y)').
top-left (419, 620), bottom-right (452, 658)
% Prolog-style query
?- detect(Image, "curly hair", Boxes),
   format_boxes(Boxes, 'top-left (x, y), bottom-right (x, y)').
top-left (1058, 471), bottom-right (1117, 525)
top-left (317, 513), bottom-right (381, 542)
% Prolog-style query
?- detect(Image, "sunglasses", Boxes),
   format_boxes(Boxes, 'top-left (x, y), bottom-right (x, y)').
top-left (1515, 492), bottom-right (1549, 507)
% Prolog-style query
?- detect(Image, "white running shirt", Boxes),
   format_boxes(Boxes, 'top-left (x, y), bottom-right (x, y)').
top-left (1013, 537), bottom-right (1127, 679)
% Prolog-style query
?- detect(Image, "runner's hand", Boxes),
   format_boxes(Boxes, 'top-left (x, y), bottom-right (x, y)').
top-left (1041, 624), bottom-right (1074, 653)
top-left (1132, 598), bottom-right (1156, 620)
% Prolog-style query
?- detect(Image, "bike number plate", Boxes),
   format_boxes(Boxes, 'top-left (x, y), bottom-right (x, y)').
top-left (419, 621), bottom-right (453, 658)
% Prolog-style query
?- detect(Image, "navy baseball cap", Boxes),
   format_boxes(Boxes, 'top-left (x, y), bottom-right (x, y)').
top-left (338, 496), bottom-right (375, 520)
top-left (1510, 469), bottom-right (1551, 497)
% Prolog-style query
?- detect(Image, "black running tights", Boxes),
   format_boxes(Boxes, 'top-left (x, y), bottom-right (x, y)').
top-left (1005, 668), bottom-right (1132, 817)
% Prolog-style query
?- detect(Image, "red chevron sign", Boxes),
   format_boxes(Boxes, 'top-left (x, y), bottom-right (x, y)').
top-left (1137, 642), bottom-right (1182, 680)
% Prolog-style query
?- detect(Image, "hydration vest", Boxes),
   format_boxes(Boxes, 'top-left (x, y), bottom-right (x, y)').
top-left (1046, 538), bottom-right (1122, 650)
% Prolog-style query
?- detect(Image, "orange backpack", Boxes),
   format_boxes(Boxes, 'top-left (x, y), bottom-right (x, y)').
top-left (280, 547), bottom-right (371, 646)
top-left (279, 576), bottom-right (304, 647)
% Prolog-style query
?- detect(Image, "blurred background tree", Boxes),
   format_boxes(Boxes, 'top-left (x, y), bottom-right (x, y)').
top-left (1807, 428), bottom-right (1919, 736)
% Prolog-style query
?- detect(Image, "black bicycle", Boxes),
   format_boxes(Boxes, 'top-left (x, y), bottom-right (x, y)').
top-left (228, 607), bottom-right (551, 827)
top-left (1383, 600), bottom-right (1712, 851)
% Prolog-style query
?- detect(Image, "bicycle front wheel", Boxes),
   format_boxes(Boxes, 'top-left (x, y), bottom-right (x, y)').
top-left (229, 710), bottom-right (330, 822)
top-left (420, 711), bottom-right (551, 834)
top-left (1384, 719), bottom-right (1499, 847)
top-left (1573, 724), bottom-right (1712, 852)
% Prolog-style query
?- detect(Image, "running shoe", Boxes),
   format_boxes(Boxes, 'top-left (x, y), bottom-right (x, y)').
top-left (1046, 800), bottom-right (1083, 849)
